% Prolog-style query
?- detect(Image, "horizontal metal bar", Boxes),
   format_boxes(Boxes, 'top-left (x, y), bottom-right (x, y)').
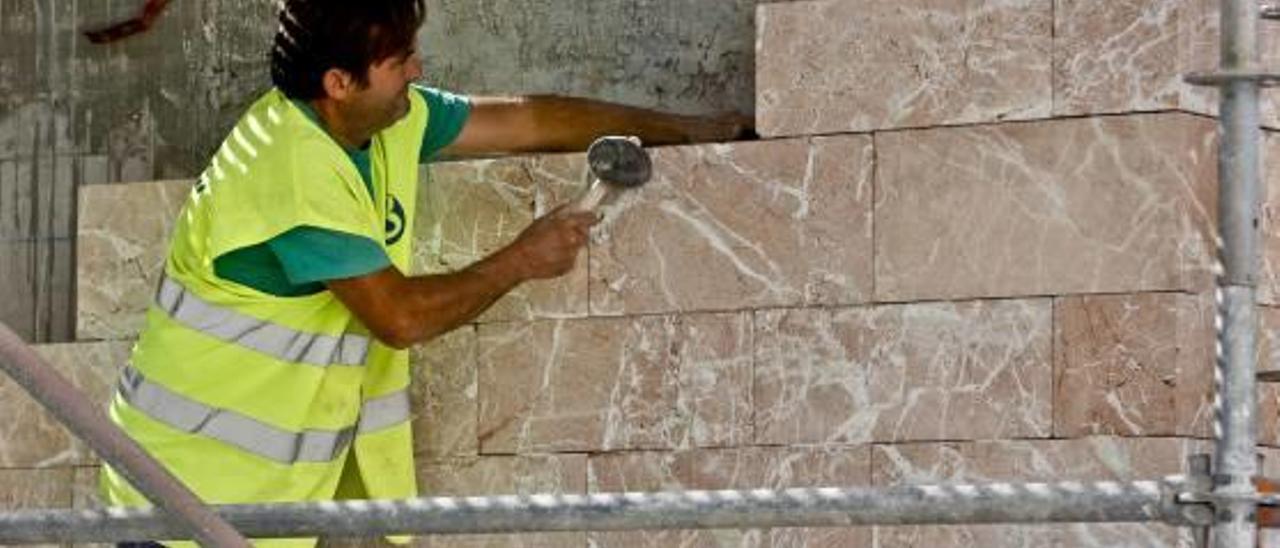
top-left (1263, 4), bottom-right (1280, 20)
top-left (1184, 70), bottom-right (1280, 87)
top-left (0, 480), bottom-right (1201, 544)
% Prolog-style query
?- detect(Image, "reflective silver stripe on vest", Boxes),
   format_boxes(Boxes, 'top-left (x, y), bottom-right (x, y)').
top-left (118, 366), bottom-right (354, 464)
top-left (357, 390), bottom-right (412, 434)
top-left (156, 276), bottom-right (369, 367)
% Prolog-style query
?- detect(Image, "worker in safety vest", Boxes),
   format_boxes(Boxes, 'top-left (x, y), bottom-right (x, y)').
top-left (99, 0), bottom-right (749, 546)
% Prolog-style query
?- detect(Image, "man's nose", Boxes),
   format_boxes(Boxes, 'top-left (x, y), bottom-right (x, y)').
top-left (405, 56), bottom-right (424, 81)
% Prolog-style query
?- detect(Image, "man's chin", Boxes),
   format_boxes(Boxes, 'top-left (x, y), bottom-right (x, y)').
top-left (391, 101), bottom-right (410, 122)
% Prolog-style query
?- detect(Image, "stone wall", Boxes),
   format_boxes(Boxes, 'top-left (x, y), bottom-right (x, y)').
top-left (0, 0), bottom-right (760, 342)
top-left (7, 0), bottom-right (1280, 546)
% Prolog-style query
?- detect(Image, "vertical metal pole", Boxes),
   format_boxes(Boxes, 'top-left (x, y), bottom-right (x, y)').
top-left (0, 323), bottom-right (250, 547)
top-left (1214, 0), bottom-right (1262, 546)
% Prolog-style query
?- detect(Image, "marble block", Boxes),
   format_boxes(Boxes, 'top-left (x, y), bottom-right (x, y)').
top-left (76, 179), bottom-right (189, 340)
top-left (591, 136), bottom-right (874, 316)
top-left (0, 467), bottom-right (73, 510)
top-left (981, 0), bottom-right (1280, 122)
top-left (754, 299), bottom-right (1052, 445)
top-left (477, 312), bottom-right (753, 453)
top-left (1259, 307), bottom-right (1280, 446)
top-left (0, 466), bottom-right (74, 548)
top-left (0, 467), bottom-right (74, 548)
top-left (587, 446), bottom-right (871, 547)
top-left (72, 466), bottom-right (103, 510)
top-left (872, 437), bottom-right (1201, 547)
top-left (1259, 130), bottom-right (1280, 306)
top-left (1263, 380), bottom-right (1280, 448)
top-left (756, 0), bottom-right (1052, 136)
top-left (411, 326), bottom-right (478, 462)
top-left (1053, 0), bottom-right (1185, 116)
top-left (1263, 447), bottom-right (1280, 546)
top-left (416, 454), bottom-right (587, 548)
top-left (1054, 292), bottom-right (1214, 438)
top-left (71, 466), bottom-right (111, 548)
top-left (417, 154), bottom-right (587, 322)
top-left (0, 342), bottom-right (130, 467)
top-left (1178, 0), bottom-right (1280, 127)
top-left (875, 114), bottom-right (1218, 302)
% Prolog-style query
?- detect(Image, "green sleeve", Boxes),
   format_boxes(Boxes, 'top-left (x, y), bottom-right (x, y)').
top-left (268, 226), bottom-right (392, 285)
top-left (414, 85), bottom-right (471, 163)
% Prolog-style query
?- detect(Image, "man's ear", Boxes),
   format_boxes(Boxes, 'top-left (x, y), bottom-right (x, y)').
top-left (321, 68), bottom-right (355, 101)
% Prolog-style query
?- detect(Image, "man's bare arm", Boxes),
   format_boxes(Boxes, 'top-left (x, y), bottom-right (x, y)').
top-left (327, 208), bottom-right (597, 349)
top-left (441, 95), bottom-right (752, 157)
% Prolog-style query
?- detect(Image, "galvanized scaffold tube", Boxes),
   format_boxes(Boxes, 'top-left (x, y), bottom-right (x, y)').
top-left (0, 323), bottom-right (250, 547)
top-left (0, 480), bottom-right (1204, 544)
top-left (1213, 0), bottom-right (1263, 546)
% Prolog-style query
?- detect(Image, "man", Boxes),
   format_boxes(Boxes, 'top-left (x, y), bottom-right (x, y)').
top-left (99, 0), bottom-right (748, 545)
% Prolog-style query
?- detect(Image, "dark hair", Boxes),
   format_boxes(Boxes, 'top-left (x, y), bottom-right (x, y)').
top-left (270, 0), bottom-right (425, 100)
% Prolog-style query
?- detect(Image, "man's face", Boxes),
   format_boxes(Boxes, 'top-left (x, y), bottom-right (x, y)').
top-left (348, 48), bottom-right (423, 132)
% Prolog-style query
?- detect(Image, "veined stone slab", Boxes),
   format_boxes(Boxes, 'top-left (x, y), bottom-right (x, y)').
top-left (76, 179), bottom-right (189, 341)
top-left (1259, 130), bottom-right (1280, 306)
top-left (0, 342), bottom-right (129, 467)
top-left (73, 466), bottom-right (103, 510)
top-left (411, 326), bottom-right (478, 462)
top-left (754, 299), bottom-right (1052, 445)
top-left (587, 446), bottom-right (871, 547)
top-left (875, 114), bottom-right (1217, 302)
top-left (0, 467), bottom-right (73, 509)
top-left (1263, 380), bottom-right (1280, 448)
top-left (1053, 0), bottom-right (1185, 116)
top-left (416, 454), bottom-right (586, 548)
top-left (1179, 0), bottom-right (1280, 127)
top-left (756, 0), bottom-right (1052, 136)
top-left (71, 466), bottom-right (113, 548)
top-left (416, 154), bottom-right (588, 322)
top-left (1054, 292), bottom-right (1214, 438)
top-left (872, 437), bottom-right (1201, 546)
top-left (1005, 0), bottom-right (1280, 122)
top-left (477, 312), bottom-right (752, 453)
top-left (1259, 307), bottom-right (1280, 446)
top-left (0, 468), bottom-right (74, 548)
top-left (1264, 448), bottom-right (1280, 546)
top-left (591, 136), bottom-right (873, 315)
top-left (0, 466), bottom-right (74, 548)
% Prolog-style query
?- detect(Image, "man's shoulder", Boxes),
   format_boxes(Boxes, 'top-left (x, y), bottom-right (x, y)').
top-left (231, 88), bottom-right (346, 164)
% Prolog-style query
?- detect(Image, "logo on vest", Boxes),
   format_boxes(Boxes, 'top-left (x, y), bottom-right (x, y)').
top-left (385, 194), bottom-right (406, 246)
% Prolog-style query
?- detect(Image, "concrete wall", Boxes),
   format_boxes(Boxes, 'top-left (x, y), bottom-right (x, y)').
top-left (0, 0), bottom-right (760, 342)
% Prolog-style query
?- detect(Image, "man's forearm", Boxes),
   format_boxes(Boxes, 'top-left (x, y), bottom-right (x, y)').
top-left (449, 95), bottom-right (751, 157)
top-left (396, 246), bottom-right (527, 345)
top-left (521, 95), bottom-right (716, 151)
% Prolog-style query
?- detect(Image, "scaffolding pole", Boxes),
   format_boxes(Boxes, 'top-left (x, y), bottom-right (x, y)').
top-left (1212, 0), bottom-right (1263, 546)
top-left (0, 480), bottom-right (1206, 544)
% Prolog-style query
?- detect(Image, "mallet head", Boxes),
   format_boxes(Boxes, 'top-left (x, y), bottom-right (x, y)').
top-left (587, 136), bottom-right (652, 188)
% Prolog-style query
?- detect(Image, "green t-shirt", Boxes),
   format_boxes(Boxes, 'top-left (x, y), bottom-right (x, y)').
top-left (212, 85), bottom-right (471, 296)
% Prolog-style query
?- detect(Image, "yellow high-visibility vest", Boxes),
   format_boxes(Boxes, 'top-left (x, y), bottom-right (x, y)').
top-left (101, 88), bottom-right (428, 547)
